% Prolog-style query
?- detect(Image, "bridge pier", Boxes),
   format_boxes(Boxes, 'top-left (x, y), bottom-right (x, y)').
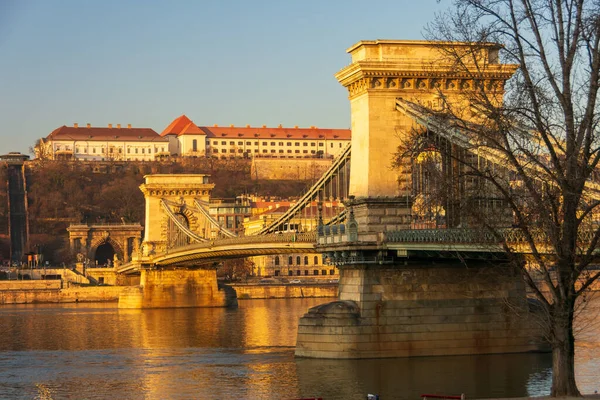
top-left (295, 260), bottom-right (546, 358)
top-left (118, 267), bottom-right (237, 309)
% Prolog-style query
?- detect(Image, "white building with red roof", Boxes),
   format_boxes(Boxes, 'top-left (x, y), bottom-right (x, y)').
top-left (36, 123), bottom-right (169, 161)
top-left (160, 115), bottom-right (351, 159)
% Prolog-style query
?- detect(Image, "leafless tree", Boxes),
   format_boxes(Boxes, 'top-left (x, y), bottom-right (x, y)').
top-left (394, 0), bottom-right (600, 396)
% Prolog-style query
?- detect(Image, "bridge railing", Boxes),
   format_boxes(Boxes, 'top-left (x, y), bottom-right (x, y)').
top-left (384, 227), bottom-right (597, 246)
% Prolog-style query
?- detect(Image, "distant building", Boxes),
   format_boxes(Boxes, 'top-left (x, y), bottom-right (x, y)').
top-left (161, 115), bottom-right (351, 159)
top-left (35, 123), bottom-right (169, 161)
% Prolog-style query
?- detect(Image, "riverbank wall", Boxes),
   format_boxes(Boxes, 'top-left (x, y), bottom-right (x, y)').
top-left (0, 282), bottom-right (338, 305)
top-left (0, 284), bottom-right (125, 304)
top-left (231, 283), bottom-right (338, 299)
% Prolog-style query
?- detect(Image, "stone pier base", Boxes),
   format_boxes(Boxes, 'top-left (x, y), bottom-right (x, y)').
top-left (118, 268), bottom-right (237, 308)
top-left (295, 261), bottom-right (547, 358)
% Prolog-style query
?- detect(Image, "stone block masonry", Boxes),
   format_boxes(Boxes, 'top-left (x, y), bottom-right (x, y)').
top-left (296, 261), bottom-right (547, 359)
top-left (118, 268), bottom-right (237, 308)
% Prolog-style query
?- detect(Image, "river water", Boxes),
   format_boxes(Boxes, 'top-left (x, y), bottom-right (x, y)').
top-left (0, 298), bottom-right (598, 400)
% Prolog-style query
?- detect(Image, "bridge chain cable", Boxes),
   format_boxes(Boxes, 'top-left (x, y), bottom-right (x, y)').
top-left (255, 143), bottom-right (352, 235)
top-left (396, 98), bottom-right (600, 200)
top-left (160, 199), bottom-right (207, 245)
top-left (193, 199), bottom-right (238, 238)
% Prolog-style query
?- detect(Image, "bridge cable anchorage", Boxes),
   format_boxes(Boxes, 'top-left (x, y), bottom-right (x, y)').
top-left (160, 199), bottom-right (207, 245)
top-left (255, 143), bottom-right (351, 235)
top-left (193, 199), bottom-right (238, 238)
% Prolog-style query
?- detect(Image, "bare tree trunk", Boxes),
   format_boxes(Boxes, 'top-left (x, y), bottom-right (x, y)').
top-left (550, 301), bottom-right (581, 396)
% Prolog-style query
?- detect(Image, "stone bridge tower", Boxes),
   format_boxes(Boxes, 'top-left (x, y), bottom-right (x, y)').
top-left (335, 40), bottom-right (516, 233)
top-left (138, 174), bottom-right (214, 256)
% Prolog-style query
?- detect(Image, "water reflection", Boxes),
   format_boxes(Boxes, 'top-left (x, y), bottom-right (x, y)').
top-left (0, 298), bottom-right (597, 399)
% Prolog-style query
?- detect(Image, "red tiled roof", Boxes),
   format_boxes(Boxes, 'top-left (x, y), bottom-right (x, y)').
top-left (160, 115), bottom-right (204, 136)
top-left (48, 125), bottom-right (166, 142)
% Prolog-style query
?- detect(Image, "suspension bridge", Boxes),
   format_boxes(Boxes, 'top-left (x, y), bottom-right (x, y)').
top-left (116, 39), bottom-right (594, 360)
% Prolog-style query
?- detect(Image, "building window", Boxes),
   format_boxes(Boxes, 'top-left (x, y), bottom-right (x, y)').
top-left (238, 149), bottom-right (243, 153)
top-left (230, 141), bottom-right (235, 145)
top-left (311, 150), bottom-right (315, 154)
top-left (296, 256), bottom-right (301, 265)
top-left (270, 149), bottom-right (276, 153)
top-left (304, 256), bottom-right (308, 265)
top-left (275, 270), bottom-right (280, 276)
top-left (303, 150), bottom-right (308, 154)
top-left (221, 141), bottom-right (226, 145)
top-left (214, 141), bottom-right (219, 145)
top-left (279, 142), bottom-right (284, 146)
top-left (262, 142), bottom-right (267, 146)
top-left (330, 269), bottom-right (335, 275)
top-left (319, 143), bottom-right (323, 147)
top-left (311, 143), bottom-right (316, 147)
top-left (314, 256), bottom-right (318, 264)
top-left (221, 149), bottom-right (227, 153)
top-left (330, 143), bottom-right (333, 148)
top-left (238, 141), bottom-right (243, 145)
top-left (313, 270), bottom-right (319, 275)
top-left (135, 148), bottom-right (138, 154)
top-left (287, 142), bottom-right (292, 146)
top-left (287, 150), bottom-right (292, 153)
top-left (213, 149), bottom-right (219, 153)
top-left (304, 270), bottom-right (309, 276)
top-left (303, 143), bottom-right (308, 146)
top-left (262, 149), bottom-right (268, 153)
top-left (288, 270), bottom-right (293, 276)
top-left (246, 141), bottom-right (251, 145)
top-left (93, 148), bottom-right (96, 154)
top-left (270, 142), bottom-right (275, 146)
top-left (127, 148), bottom-right (130, 153)
top-left (296, 270), bottom-right (301, 276)
top-left (119, 148), bottom-right (122, 153)
top-left (288, 256), bottom-right (293, 265)
top-left (295, 150), bottom-right (300, 153)
top-left (109, 148), bottom-right (113, 153)
top-left (142, 148), bottom-right (145, 154)
top-left (193, 139), bottom-right (198, 151)
top-left (322, 269), bottom-right (327, 275)
top-left (295, 143), bottom-right (300, 146)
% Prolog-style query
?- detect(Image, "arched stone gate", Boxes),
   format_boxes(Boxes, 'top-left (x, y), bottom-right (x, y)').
top-left (67, 223), bottom-right (143, 265)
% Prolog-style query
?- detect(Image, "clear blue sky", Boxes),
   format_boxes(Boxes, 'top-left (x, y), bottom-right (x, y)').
top-left (0, 0), bottom-right (448, 155)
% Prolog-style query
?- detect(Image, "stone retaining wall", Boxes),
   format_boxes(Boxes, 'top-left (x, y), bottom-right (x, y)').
top-left (0, 285), bottom-right (126, 305)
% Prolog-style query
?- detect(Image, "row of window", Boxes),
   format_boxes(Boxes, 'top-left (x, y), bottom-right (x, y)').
top-left (274, 269), bottom-right (336, 276)
top-left (211, 140), bottom-right (321, 147)
top-left (214, 149), bottom-right (318, 154)
top-left (274, 255), bottom-right (320, 266)
top-left (57, 146), bottom-right (166, 154)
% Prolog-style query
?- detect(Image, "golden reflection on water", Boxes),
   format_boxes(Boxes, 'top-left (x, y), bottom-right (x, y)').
top-left (0, 297), bottom-right (598, 399)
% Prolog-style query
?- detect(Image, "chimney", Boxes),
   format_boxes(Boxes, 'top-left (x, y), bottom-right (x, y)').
top-left (73, 123), bottom-right (78, 128)
top-left (246, 124), bottom-right (250, 128)
top-left (117, 124), bottom-right (121, 128)
top-left (262, 125), bottom-right (267, 128)
top-left (213, 124), bottom-right (218, 127)
top-left (294, 125), bottom-right (298, 129)
top-left (108, 124), bottom-right (112, 128)
top-left (230, 124), bottom-right (234, 127)
top-left (127, 124), bottom-right (131, 128)
top-left (86, 123), bottom-right (91, 128)
top-left (278, 124), bottom-right (283, 128)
